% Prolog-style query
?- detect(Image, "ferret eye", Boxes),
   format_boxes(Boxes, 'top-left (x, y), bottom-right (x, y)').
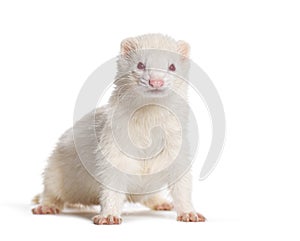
top-left (137, 62), bottom-right (145, 70)
top-left (169, 64), bottom-right (176, 71)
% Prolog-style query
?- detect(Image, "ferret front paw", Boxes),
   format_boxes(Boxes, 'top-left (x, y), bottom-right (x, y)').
top-left (93, 215), bottom-right (122, 225)
top-left (32, 205), bottom-right (60, 214)
top-left (177, 212), bottom-right (206, 222)
top-left (153, 202), bottom-right (174, 211)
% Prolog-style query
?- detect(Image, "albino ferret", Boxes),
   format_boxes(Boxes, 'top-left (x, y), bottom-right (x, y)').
top-left (32, 34), bottom-right (206, 224)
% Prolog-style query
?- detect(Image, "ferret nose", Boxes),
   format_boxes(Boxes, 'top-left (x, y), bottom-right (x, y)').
top-left (149, 79), bottom-right (164, 88)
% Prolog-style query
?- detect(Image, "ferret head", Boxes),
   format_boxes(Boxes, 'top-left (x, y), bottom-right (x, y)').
top-left (115, 34), bottom-right (190, 98)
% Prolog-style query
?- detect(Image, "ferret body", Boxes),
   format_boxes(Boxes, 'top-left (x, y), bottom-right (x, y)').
top-left (32, 34), bottom-right (205, 224)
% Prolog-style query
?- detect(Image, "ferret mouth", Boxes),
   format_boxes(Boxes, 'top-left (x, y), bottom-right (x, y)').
top-left (148, 88), bottom-right (165, 92)
top-left (146, 87), bottom-right (169, 94)
top-left (143, 87), bottom-right (169, 97)
top-left (138, 82), bottom-right (170, 96)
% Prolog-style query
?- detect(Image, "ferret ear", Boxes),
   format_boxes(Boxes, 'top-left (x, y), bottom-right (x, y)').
top-left (120, 37), bottom-right (138, 56)
top-left (177, 40), bottom-right (190, 59)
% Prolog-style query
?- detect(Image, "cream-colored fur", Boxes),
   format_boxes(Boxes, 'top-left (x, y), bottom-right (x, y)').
top-left (32, 34), bottom-right (205, 223)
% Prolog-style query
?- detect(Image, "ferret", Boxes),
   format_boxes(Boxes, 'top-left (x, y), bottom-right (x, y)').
top-left (32, 34), bottom-right (206, 224)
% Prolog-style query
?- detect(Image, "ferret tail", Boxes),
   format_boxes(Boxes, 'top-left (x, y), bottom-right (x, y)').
top-left (32, 194), bottom-right (41, 204)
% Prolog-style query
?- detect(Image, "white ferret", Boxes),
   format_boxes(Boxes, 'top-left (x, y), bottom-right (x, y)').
top-left (32, 34), bottom-right (206, 224)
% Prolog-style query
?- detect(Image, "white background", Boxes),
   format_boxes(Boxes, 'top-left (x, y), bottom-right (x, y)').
top-left (0, 0), bottom-right (299, 240)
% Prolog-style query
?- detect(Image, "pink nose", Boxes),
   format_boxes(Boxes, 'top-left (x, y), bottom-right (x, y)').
top-left (149, 79), bottom-right (164, 88)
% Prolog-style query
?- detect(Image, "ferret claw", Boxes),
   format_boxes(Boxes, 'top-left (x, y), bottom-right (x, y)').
top-left (32, 205), bottom-right (60, 215)
top-left (93, 215), bottom-right (122, 225)
top-left (177, 212), bottom-right (206, 222)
